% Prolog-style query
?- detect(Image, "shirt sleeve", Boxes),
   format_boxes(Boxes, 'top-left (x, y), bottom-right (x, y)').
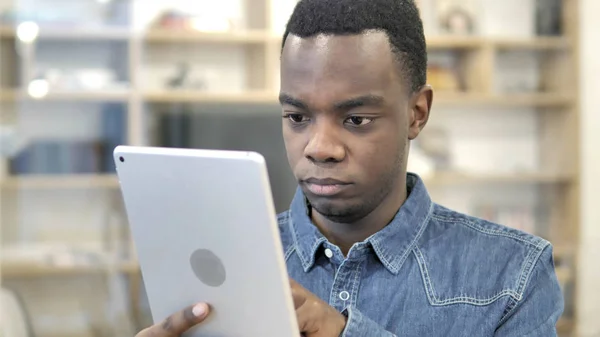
top-left (494, 244), bottom-right (565, 337)
top-left (340, 306), bottom-right (398, 337)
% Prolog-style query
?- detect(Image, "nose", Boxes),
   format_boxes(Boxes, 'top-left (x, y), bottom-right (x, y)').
top-left (304, 122), bottom-right (345, 164)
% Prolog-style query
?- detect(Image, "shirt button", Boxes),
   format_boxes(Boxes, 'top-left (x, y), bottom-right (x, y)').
top-left (339, 291), bottom-right (350, 301)
top-left (324, 248), bottom-right (333, 258)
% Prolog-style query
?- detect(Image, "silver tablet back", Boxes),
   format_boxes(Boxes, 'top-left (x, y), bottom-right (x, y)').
top-left (114, 146), bottom-right (299, 337)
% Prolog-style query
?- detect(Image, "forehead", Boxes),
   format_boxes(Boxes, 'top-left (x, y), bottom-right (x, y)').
top-left (280, 32), bottom-right (403, 102)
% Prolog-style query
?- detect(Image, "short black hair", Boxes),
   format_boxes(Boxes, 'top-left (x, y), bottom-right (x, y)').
top-left (282, 0), bottom-right (427, 93)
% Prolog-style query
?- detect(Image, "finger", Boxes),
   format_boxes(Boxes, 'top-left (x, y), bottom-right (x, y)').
top-left (137, 303), bottom-right (210, 337)
top-left (290, 280), bottom-right (306, 309)
top-left (295, 299), bottom-right (319, 335)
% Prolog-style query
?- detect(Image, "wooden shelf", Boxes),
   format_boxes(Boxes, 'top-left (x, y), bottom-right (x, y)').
top-left (120, 260), bottom-right (140, 274)
top-left (0, 25), bottom-right (14, 37)
top-left (144, 29), bottom-right (271, 44)
top-left (556, 266), bottom-right (572, 286)
top-left (426, 36), bottom-right (486, 49)
top-left (1, 261), bottom-right (108, 278)
top-left (143, 90), bottom-right (277, 104)
top-left (0, 24), bottom-right (571, 51)
top-left (0, 24), bottom-right (130, 40)
top-left (557, 317), bottom-right (574, 335)
top-left (0, 89), bottom-right (130, 102)
top-left (423, 171), bottom-right (572, 186)
top-left (0, 89), bottom-right (573, 107)
top-left (0, 90), bottom-right (17, 102)
top-left (142, 91), bottom-right (573, 108)
top-left (427, 36), bottom-right (570, 50)
top-left (36, 26), bottom-right (131, 41)
top-left (493, 37), bottom-right (570, 50)
top-left (0, 260), bottom-right (140, 278)
top-left (434, 92), bottom-right (574, 107)
top-left (0, 174), bottom-right (119, 190)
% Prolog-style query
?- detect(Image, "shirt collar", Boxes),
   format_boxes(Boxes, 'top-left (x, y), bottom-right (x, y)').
top-left (288, 172), bottom-right (433, 274)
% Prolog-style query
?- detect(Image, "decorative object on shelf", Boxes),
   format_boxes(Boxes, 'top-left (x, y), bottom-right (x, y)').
top-left (535, 0), bottom-right (562, 36)
top-left (166, 62), bottom-right (190, 88)
top-left (440, 7), bottom-right (474, 35)
top-left (33, 68), bottom-right (129, 93)
top-left (151, 9), bottom-right (234, 33)
top-left (165, 62), bottom-right (206, 90)
top-left (436, 0), bottom-right (478, 35)
top-left (151, 10), bottom-right (189, 30)
top-left (495, 52), bottom-right (540, 94)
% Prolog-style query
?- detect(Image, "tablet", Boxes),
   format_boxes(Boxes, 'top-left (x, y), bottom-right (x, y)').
top-left (113, 146), bottom-right (300, 337)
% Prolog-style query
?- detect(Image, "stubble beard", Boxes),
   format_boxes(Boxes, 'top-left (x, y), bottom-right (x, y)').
top-left (311, 147), bottom-right (406, 224)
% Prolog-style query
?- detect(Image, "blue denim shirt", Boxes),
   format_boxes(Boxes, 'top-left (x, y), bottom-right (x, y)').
top-left (277, 173), bottom-right (564, 336)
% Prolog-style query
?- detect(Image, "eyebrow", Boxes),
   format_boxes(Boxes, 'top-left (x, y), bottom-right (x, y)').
top-left (279, 93), bottom-right (385, 111)
top-left (333, 95), bottom-right (385, 110)
top-left (279, 93), bottom-right (308, 110)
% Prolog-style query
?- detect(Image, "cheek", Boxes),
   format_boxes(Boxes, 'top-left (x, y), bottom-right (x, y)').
top-left (282, 127), bottom-right (304, 168)
top-left (352, 135), bottom-right (403, 175)
top-left (358, 144), bottom-right (391, 171)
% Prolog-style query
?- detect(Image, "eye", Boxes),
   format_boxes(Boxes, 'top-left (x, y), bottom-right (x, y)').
top-left (345, 116), bottom-right (374, 126)
top-left (284, 113), bottom-right (309, 124)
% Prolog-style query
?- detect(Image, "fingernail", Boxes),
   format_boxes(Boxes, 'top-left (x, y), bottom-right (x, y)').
top-left (193, 303), bottom-right (208, 317)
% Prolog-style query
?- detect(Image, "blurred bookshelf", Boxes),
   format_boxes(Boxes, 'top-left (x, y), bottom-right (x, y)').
top-left (0, 0), bottom-right (581, 336)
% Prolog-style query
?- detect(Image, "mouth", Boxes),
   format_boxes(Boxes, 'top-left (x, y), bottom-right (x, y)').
top-left (301, 178), bottom-right (351, 197)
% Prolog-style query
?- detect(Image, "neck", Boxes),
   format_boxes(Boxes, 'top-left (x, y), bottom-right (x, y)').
top-left (311, 176), bottom-right (408, 256)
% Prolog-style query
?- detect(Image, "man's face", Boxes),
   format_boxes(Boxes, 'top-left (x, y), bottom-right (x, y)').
top-left (280, 32), bottom-right (428, 222)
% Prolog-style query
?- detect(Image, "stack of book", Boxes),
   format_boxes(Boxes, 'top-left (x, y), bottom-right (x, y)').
top-left (9, 103), bottom-right (127, 175)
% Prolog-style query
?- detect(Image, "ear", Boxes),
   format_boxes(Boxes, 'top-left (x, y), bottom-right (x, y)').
top-left (408, 85), bottom-right (433, 140)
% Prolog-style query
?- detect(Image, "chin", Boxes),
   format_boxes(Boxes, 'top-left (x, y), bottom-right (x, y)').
top-left (308, 197), bottom-right (366, 223)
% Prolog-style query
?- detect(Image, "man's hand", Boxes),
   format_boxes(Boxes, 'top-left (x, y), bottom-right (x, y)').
top-left (135, 303), bottom-right (210, 337)
top-left (290, 278), bottom-right (347, 337)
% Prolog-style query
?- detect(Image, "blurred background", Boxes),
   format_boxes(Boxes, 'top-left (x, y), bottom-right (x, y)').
top-left (0, 0), bottom-right (598, 336)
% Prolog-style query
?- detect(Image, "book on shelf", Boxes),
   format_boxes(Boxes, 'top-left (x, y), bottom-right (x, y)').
top-left (8, 103), bottom-right (126, 176)
top-left (100, 103), bottom-right (127, 173)
top-left (158, 105), bottom-right (192, 149)
top-left (9, 140), bottom-right (104, 175)
top-left (535, 0), bottom-right (562, 36)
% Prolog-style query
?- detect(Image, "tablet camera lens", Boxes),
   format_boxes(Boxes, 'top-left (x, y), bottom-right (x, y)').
top-left (119, 156), bottom-right (124, 163)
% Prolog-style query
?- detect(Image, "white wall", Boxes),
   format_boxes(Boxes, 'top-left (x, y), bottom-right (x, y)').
top-left (577, 0), bottom-right (600, 335)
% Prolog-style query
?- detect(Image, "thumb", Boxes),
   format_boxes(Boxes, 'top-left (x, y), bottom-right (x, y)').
top-left (290, 278), bottom-right (306, 309)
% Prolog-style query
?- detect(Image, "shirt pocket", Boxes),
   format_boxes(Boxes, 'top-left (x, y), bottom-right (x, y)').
top-left (412, 245), bottom-right (526, 307)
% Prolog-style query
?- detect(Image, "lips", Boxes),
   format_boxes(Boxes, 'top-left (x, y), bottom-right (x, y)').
top-left (302, 178), bottom-right (351, 196)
